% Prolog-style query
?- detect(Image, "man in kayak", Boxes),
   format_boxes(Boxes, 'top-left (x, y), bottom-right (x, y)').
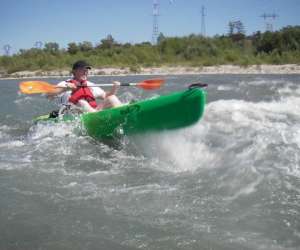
top-left (47, 60), bottom-right (122, 114)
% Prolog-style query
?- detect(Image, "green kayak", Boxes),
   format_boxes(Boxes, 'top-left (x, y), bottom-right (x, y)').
top-left (35, 86), bottom-right (206, 139)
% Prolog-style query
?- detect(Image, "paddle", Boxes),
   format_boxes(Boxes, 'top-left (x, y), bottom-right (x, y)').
top-left (19, 78), bottom-right (165, 94)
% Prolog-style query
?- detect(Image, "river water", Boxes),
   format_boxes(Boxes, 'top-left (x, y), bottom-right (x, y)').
top-left (0, 74), bottom-right (300, 250)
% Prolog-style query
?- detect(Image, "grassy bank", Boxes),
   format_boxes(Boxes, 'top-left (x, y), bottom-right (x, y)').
top-left (1, 26), bottom-right (300, 77)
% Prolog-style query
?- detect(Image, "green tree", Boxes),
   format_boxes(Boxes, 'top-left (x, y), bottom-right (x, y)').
top-left (44, 42), bottom-right (60, 54)
top-left (79, 41), bottom-right (94, 52)
top-left (98, 34), bottom-right (116, 49)
top-left (157, 32), bottom-right (166, 45)
top-left (67, 42), bottom-right (79, 54)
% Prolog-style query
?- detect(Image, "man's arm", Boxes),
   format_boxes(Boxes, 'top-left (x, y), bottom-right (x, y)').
top-left (47, 81), bottom-right (75, 98)
top-left (105, 81), bottom-right (121, 98)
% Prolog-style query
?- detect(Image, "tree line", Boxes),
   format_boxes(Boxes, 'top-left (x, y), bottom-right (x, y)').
top-left (0, 25), bottom-right (300, 74)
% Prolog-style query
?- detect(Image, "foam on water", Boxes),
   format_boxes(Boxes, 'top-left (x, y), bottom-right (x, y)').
top-left (28, 120), bottom-right (81, 140)
top-left (128, 125), bottom-right (216, 173)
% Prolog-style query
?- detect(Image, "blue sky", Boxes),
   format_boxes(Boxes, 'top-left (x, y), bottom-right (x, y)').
top-left (1, 0), bottom-right (299, 55)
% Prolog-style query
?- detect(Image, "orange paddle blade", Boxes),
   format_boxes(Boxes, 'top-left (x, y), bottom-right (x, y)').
top-left (137, 79), bottom-right (165, 90)
top-left (19, 81), bottom-right (57, 94)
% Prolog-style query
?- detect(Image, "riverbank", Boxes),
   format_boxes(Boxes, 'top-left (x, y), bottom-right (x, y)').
top-left (1, 64), bottom-right (300, 79)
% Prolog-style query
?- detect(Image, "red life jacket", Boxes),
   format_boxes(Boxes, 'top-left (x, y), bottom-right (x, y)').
top-left (68, 79), bottom-right (97, 108)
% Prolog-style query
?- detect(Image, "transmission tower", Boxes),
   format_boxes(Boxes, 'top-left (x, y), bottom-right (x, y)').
top-left (260, 13), bottom-right (278, 32)
top-left (152, 0), bottom-right (159, 44)
top-left (3, 44), bottom-right (11, 56)
top-left (201, 5), bottom-right (206, 36)
top-left (228, 20), bottom-right (245, 35)
top-left (35, 41), bottom-right (43, 49)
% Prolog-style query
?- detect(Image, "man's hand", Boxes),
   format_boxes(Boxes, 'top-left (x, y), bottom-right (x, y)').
top-left (66, 82), bottom-right (77, 90)
top-left (113, 81), bottom-right (121, 87)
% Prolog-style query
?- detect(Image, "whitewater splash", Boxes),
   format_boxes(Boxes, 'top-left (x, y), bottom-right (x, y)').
top-left (5, 80), bottom-right (300, 177)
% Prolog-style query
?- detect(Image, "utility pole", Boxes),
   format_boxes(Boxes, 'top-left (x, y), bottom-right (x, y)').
top-left (201, 5), bottom-right (206, 37)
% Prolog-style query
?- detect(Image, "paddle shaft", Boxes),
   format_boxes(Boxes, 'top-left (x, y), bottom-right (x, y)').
top-left (53, 82), bottom-right (136, 90)
top-left (79, 83), bottom-right (136, 87)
